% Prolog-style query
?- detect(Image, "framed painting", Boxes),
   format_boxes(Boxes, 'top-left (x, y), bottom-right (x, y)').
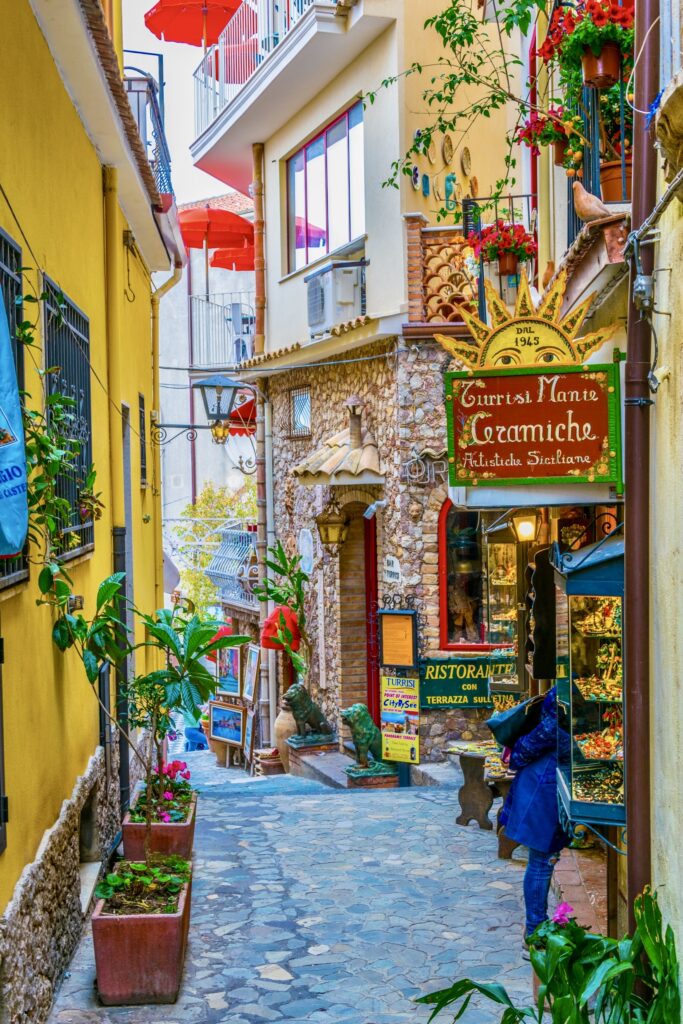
top-left (244, 709), bottom-right (256, 764)
top-left (242, 644), bottom-right (261, 704)
top-left (208, 701), bottom-right (245, 747)
top-left (216, 644), bottom-right (241, 698)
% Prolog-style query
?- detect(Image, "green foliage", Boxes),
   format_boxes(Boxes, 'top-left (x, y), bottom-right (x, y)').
top-left (95, 855), bottom-right (191, 915)
top-left (417, 889), bottom-right (680, 1023)
top-left (172, 481), bottom-right (257, 616)
top-left (253, 540), bottom-right (310, 678)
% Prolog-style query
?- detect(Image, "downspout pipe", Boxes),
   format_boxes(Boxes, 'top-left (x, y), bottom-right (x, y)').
top-left (151, 263), bottom-right (183, 610)
top-left (252, 143), bottom-right (266, 356)
top-left (624, 0), bottom-right (659, 928)
top-left (264, 387), bottom-right (277, 743)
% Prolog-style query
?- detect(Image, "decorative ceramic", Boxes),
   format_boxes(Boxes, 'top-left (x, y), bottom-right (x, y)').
top-left (461, 146), bottom-right (472, 176)
top-left (442, 133), bottom-right (454, 164)
top-left (274, 705), bottom-right (297, 771)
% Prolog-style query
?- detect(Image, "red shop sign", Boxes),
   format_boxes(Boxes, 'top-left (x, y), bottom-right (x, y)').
top-left (445, 364), bottom-right (623, 488)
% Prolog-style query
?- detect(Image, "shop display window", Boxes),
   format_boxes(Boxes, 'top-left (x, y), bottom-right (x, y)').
top-left (553, 539), bottom-right (625, 828)
top-left (486, 542), bottom-right (517, 647)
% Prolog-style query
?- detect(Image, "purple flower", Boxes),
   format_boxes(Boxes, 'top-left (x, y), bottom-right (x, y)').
top-left (552, 902), bottom-right (574, 926)
top-left (163, 791), bottom-right (173, 801)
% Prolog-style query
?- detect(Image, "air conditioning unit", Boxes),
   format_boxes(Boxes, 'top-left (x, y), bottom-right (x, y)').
top-left (305, 260), bottom-right (365, 338)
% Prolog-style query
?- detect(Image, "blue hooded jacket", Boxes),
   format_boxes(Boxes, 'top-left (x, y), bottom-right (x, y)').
top-left (500, 688), bottom-right (570, 854)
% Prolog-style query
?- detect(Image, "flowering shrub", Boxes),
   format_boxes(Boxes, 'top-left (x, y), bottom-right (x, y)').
top-left (538, 0), bottom-right (634, 71)
top-left (513, 109), bottom-right (568, 155)
top-left (129, 760), bottom-right (194, 825)
top-left (467, 221), bottom-right (537, 264)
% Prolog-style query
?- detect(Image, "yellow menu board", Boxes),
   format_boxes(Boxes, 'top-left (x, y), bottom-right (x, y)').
top-left (378, 610), bottom-right (417, 669)
top-left (380, 672), bottom-right (420, 763)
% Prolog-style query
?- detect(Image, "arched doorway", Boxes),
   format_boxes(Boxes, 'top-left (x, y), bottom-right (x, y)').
top-left (338, 501), bottom-right (379, 729)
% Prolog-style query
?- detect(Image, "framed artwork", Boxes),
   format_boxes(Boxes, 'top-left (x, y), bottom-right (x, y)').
top-left (209, 701), bottom-right (245, 747)
top-left (244, 709), bottom-right (256, 763)
top-left (216, 645), bottom-right (241, 697)
top-left (242, 644), bottom-right (261, 704)
top-left (378, 609), bottom-right (418, 671)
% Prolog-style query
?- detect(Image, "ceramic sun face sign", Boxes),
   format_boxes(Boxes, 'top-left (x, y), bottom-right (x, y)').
top-left (433, 270), bottom-right (618, 370)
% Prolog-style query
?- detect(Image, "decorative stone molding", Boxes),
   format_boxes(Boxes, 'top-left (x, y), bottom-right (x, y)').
top-left (656, 70), bottom-right (683, 186)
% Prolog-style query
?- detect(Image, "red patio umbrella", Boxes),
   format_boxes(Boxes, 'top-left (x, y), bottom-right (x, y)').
top-left (144, 0), bottom-right (241, 51)
top-left (179, 206), bottom-right (253, 295)
top-left (210, 245), bottom-right (255, 271)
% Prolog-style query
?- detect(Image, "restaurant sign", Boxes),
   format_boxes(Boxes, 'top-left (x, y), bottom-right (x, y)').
top-left (445, 364), bottom-right (622, 489)
top-left (420, 655), bottom-right (517, 709)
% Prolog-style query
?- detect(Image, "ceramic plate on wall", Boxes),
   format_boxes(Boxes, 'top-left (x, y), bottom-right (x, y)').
top-left (412, 165), bottom-right (421, 190)
top-left (470, 175), bottom-right (479, 197)
top-left (427, 139), bottom-right (437, 164)
top-left (461, 147), bottom-right (472, 177)
top-left (442, 134), bottom-right (454, 165)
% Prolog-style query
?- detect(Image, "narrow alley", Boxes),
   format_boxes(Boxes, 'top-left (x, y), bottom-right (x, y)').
top-left (49, 763), bottom-right (531, 1024)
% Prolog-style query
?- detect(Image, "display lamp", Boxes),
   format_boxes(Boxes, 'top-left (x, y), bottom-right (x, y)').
top-left (209, 419), bottom-right (231, 444)
top-left (511, 511), bottom-right (540, 543)
top-left (192, 374), bottom-right (243, 424)
top-left (315, 502), bottom-right (349, 547)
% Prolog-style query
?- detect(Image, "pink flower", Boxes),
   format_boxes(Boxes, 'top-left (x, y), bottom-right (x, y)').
top-left (160, 812), bottom-right (171, 823)
top-left (163, 791), bottom-right (173, 800)
top-left (182, 771), bottom-right (191, 780)
top-left (552, 902), bottom-right (574, 926)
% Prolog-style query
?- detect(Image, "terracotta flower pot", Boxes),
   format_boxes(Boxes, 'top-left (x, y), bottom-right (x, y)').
top-left (497, 252), bottom-right (519, 276)
top-left (274, 706), bottom-right (297, 772)
top-left (600, 158), bottom-right (632, 202)
top-left (122, 793), bottom-right (197, 861)
top-left (92, 874), bottom-right (192, 1005)
top-left (581, 42), bottom-right (621, 88)
top-left (553, 138), bottom-right (569, 167)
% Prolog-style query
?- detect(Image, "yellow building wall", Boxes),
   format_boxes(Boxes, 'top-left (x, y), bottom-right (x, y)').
top-left (0, 1), bottom-right (161, 909)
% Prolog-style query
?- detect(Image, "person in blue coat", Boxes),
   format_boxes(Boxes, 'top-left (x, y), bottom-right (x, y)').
top-left (500, 687), bottom-right (570, 941)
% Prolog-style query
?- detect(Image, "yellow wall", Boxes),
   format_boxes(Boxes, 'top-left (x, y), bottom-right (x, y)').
top-left (0, 1), bottom-right (162, 908)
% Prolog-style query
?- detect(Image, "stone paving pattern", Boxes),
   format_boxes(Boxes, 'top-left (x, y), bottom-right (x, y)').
top-left (49, 757), bottom-right (532, 1024)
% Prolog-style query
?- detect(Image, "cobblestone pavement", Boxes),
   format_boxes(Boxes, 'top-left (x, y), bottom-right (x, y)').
top-left (49, 766), bottom-right (532, 1024)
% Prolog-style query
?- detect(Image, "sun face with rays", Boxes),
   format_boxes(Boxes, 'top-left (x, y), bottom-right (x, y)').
top-left (434, 270), bottom-right (617, 370)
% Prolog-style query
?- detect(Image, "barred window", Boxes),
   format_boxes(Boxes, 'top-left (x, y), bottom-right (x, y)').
top-left (0, 228), bottom-right (28, 589)
top-left (139, 393), bottom-right (147, 485)
top-left (44, 278), bottom-right (94, 557)
top-left (289, 386), bottom-right (311, 437)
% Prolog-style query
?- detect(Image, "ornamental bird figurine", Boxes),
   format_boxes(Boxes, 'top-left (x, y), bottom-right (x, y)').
top-left (572, 180), bottom-right (612, 222)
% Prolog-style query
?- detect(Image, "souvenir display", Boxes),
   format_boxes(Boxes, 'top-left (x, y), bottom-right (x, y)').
top-left (486, 542), bottom-right (517, 646)
top-left (552, 537), bottom-right (625, 827)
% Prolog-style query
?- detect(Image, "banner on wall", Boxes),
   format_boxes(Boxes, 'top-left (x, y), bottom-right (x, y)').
top-left (380, 671), bottom-right (420, 763)
top-left (0, 294), bottom-right (27, 556)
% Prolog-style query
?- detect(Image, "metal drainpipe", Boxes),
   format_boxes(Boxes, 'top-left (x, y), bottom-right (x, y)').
top-left (624, 0), bottom-right (659, 927)
top-left (255, 382), bottom-right (270, 742)
top-left (264, 387), bottom-right (277, 742)
top-left (252, 142), bottom-right (266, 356)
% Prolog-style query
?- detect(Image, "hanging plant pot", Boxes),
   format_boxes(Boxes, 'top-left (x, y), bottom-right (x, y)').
top-left (600, 158), bottom-right (632, 202)
top-left (498, 252), bottom-right (519, 276)
top-left (553, 139), bottom-right (569, 167)
top-left (581, 42), bottom-right (621, 88)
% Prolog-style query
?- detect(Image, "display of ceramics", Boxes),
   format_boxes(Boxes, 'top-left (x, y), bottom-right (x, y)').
top-left (442, 133), bottom-right (454, 164)
top-left (470, 174), bottom-right (479, 197)
top-left (427, 138), bottom-right (437, 164)
top-left (422, 173), bottom-right (430, 197)
top-left (411, 165), bottom-right (420, 190)
top-left (461, 146), bottom-right (472, 176)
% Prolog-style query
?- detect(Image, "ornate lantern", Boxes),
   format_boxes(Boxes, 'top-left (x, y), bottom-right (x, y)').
top-left (315, 501), bottom-right (349, 548)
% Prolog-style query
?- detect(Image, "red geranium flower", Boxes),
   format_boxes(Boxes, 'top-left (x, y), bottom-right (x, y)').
top-left (592, 9), bottom-right (609, 27)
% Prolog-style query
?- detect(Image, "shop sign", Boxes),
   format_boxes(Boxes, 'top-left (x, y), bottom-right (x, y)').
top-left (383, 555), bottom-right (402, 585)
top-left (420, 655), bottom-right (517, 709)
top-left (378, 609), bottom-right (418, 670)
top-left (380, 672), bottom-right (420, 763)
top-left (446, 364), bottom-right (622, 489)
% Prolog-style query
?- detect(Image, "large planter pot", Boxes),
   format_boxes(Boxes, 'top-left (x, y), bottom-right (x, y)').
top-left (582, 42), bottom-right (621, 88)
top-left (93, 874), bottom-right (192, 1005)
top-left (122, 793), bottom-right (197, 861)
top-left (497, 252), bottom-right (519, 276)
top-left (274, 706), bottom-right (297, 772)
top-left (600, 158), bottom-right (632, 202)
top-left (553, 138), bottom-right (568, 167)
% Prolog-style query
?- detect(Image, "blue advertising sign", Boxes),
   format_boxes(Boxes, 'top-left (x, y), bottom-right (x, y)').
top-left (0, 294), bottom-right (27, 556)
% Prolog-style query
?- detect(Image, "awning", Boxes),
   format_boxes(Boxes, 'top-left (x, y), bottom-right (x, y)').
top-left (229, 396), bottom-right (256, 436)
top-left (293, 426), bottom-right (385, 487)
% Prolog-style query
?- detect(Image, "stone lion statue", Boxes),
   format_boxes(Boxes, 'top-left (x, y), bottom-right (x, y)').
top-left (282, 682), bottom-right (332, 738)
top-left (341, 703), bottom-right (383, 768)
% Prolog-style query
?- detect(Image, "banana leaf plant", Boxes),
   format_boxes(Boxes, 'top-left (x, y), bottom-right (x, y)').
top-left (417, 888), bottom-right (679, 1024)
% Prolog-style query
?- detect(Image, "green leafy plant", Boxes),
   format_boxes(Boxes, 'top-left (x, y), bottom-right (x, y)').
top-left (538, 0), bottom-right (634, 72)
top-left (95, 855), bottom-right (191, 915)
top-left (417, 888), bottom-right (680, 1023)
top-left (253, 540), bottom-right (311, 680)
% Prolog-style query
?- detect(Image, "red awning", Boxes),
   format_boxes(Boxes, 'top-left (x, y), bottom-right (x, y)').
top-left (229, 396), bottom-right (256, 436)
top-left (178, 206), bottom-right (253, 250)
top-left (144, 0), bottom-right (241, 48)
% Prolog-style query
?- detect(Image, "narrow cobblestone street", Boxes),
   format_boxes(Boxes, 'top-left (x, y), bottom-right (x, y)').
top-left (50, 761), bottom-right (532, 1024)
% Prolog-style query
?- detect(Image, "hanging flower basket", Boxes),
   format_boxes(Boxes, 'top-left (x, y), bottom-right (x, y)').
top-left (498, 252), bottom-right (519, 276)
top-left (582, 41), bottom-right (622, 88)
top-left (468, 221), bottom-right (537, 275)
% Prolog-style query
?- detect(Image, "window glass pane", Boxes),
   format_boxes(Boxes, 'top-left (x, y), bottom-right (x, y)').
top-left (348, 102), bottom-right (365, 240)
top-left (326, 117), bottom-right (349, 252)
top-left (445, 510), bottom-right (484, 645)
top-left (287, 150), bottom-right (306, 271)
top-left (305, 136), bottom-right (327, 259)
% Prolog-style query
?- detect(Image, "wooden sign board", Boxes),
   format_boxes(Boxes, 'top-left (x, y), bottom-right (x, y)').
top-left (378, 610), bottom-right (418, 670)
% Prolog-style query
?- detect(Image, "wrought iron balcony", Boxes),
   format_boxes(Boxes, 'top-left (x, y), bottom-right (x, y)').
top-left (124, 66), bottom-right (173, 198)
top-left (194, 0), bottom-right (324, 135)
top-left (206, 526), bottom-right (259, 611)
top-left (190, 290), bottom-right (256, 368)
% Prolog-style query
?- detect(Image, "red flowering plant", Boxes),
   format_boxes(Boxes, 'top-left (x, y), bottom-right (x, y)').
top-left (538, 0), bottom-right (634, 74)
top-left (513, 108), bottom-right (567, 156)
top-left (468, 221), bottom-right (537, 264)
top-left (129, 760), bottom-right (194, 826)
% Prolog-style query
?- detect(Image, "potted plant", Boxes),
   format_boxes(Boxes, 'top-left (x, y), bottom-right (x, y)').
top-left (538, 0), bottom-right (634, 89)
top-left (468, 220), bottom-right (537, 277)
top-left (416, 888), bottom-right (680, 1023)
top-left (513, 108), bottom-right (575, 167)
top-left (50, 578), bottom-right (248, 1004)
top-left (598, 83), bottom-right (633, 200)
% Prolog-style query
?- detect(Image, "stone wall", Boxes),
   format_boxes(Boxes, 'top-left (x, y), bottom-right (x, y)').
top-left (267, 335), bottom-right (492, 760)
top-left (0, 746), bottom-right (120, 1024)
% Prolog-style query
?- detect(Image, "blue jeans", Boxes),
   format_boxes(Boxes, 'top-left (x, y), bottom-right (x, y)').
top-left (524, 847), bottom-right (559, 938)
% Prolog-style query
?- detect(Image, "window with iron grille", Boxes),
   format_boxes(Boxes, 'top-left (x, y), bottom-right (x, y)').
top-left (0, 229), bottom-right (28, 589)
top-left (289, 386), bottom-right (311, 437)
top-left (139, 393), bottom-right (147, 486)
top-left (44, 278), bottom-right (94, 557)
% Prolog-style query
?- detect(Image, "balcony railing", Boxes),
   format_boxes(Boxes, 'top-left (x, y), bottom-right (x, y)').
top-left (190, 290), bottom-right (255, 368)
top-left (124, 72), bottom-right (173, 196)
top-left (206, 526), bottom-right (259, 610)
top-left (194, 0), bottom-right (319, 135)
